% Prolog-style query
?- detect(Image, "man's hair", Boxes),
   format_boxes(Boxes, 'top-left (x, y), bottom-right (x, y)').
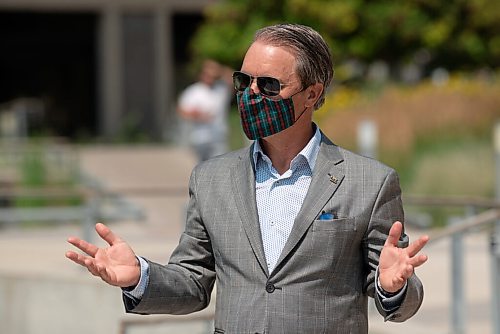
top-left (254, 23), bottom-right (334, 110)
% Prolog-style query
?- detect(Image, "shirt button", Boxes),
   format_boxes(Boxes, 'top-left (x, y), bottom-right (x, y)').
top-left (265, 283), bottom-right (275, 293)
top-left (270, 221), bottom-right (274, 226)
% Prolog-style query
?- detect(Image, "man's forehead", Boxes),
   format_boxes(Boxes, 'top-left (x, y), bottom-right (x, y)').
top-left (242, 42), bottom-right (297, 76)
top-left (246, 41), bottom-right (296, 59)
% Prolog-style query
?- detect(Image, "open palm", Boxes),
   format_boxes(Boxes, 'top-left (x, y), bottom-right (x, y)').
top-left (66, 223), bottom-right (140, 287)
top-left (379, 221), bottom-right (429, 293)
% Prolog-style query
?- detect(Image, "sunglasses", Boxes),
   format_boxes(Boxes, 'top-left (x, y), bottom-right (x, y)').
top-left (232, 71), bottom-right (285, 97)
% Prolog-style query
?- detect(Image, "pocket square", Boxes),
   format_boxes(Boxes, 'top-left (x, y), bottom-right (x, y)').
top-left (318, 211), bottom-right (336, 220)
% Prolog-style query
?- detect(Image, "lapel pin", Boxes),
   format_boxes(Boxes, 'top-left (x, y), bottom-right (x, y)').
top-left (328, 173), bottom-right (338, 184)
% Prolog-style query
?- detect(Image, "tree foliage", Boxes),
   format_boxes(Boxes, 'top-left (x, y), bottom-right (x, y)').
top-left (190, 0), bottom-right (500, 78)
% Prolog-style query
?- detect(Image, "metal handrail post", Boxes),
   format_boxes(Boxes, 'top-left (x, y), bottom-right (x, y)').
top-left (492, 233), bottom-right (500, 334)
top-left (83, 198), bottom-right (98, 244)
top-left (450, 216), bottom-right (465, 334)
top-left (492, 121), bottom-right (500, 334)
top-left (82, 182), bottom-right (102, 244)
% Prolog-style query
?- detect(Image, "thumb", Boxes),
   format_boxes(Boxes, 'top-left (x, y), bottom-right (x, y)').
top-left (385, 221), bottom-right (403, 247)
top-left (95, 223), bottom-right (122, 246)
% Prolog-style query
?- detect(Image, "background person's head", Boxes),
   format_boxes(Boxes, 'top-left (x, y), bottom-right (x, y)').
top-left (199, 59), bottom-right (221, 86)
top-left (253, 24), bottom-right (334, 110)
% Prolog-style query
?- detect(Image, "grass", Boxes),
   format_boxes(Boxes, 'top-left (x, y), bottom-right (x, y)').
top-left (402, 137), bottom-right (494, 197)
top-left (402, 136), bottom-right (495, 227)
top-left (10, 144), bottom-right (83, 208)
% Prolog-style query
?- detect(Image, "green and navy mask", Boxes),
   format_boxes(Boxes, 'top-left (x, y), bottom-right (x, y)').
top-left (237, 88), bottom-right (304, 140)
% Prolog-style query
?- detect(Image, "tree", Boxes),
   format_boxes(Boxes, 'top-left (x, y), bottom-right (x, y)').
top-left (190, 0), bottom-right (500, 80)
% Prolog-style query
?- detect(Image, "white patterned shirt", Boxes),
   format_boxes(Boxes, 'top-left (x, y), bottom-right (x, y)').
top-left (252, 126), bottom-right (321, 273)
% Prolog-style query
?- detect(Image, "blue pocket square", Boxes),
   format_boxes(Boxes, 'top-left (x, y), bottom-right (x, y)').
top-left (318, 211), bottom-right (336, 220)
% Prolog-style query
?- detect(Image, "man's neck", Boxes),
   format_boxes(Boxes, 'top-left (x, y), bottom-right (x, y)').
top-left (260, 122), bottom-right (314, 175)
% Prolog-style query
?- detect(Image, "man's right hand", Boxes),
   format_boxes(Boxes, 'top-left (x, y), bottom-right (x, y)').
top-left (66, 223), bottom-right (140, 288)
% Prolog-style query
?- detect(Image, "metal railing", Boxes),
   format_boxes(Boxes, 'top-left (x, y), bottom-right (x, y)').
top-left (0, 141), bottom-right (146, 241)
top-left (404, 196), bottom-right (500, 334)
top-left (0, 173), bottom-right (146, 243)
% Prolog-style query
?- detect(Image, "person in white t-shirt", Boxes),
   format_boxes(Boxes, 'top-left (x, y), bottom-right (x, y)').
top-left (177, 59), bottom-right (233, 162)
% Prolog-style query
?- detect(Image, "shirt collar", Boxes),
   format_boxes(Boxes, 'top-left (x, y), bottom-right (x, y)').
top-left (252, 124), bottom-right (322, 172)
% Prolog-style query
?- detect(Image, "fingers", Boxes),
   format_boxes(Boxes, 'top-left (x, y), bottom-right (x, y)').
top-left (82, 257), bottom-right (107, 279)
top-left (385, 223), bottom-right (429, 265)
top-left (402, 235), bottom-right (429, 269)
top-left (66, 223), bottom-right (121, 255)
top-left (65, 250), bottom-right (90, 266)
top-left (95, 223), bottom-right (122, 246)
top-left (67, 236), bottom-right (99, 257)
top-left (86, 258), bottom-right (103, 278)
top-left (384, 221), bottom-right (403, 247)
top-left (409, 253), bottom-right (429, 268)
top-left (66, 251), bottom-right (100, 276)
top-left (66, 225), bottom-right (119, 285)
top-left (406, 234), bottom-right (430, 258)
top-left (84, 257), bottom-right (100, 276)
top-left (405, 263), bottom-right (415, 277)
top-left (66, 251), bottom-right (113, 283)
top-left (394, 264), bottom-right (415, 283)
top-left (66, 234), bottom-right (107, 275)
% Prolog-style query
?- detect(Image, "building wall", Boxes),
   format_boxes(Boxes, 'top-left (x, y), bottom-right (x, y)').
top-left (0, 0), bottom-right (214, 140)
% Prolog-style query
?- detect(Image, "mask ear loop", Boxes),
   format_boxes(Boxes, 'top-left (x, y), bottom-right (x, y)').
top-left (289, 86), bottom-right (310, 122)
top-left (293, 105), bottom-right (308, 123)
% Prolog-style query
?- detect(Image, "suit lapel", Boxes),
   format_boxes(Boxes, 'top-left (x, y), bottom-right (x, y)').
top-left (274, 134), bottom-right (345, 272)
top-left (230, 145), bottom-right (269, 276)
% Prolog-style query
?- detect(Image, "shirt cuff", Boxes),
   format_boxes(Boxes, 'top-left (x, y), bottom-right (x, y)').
top-left (375, 266), bottom-right (407, 312)
top-left (122, 256), bottom-right (150, 301)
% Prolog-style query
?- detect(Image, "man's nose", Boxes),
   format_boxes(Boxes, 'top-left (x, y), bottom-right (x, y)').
top-left (249, 77), bottom-right (259, 94)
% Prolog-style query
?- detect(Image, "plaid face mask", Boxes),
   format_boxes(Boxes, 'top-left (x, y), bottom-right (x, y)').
top-left (237, 88), bottom-right (296, 140)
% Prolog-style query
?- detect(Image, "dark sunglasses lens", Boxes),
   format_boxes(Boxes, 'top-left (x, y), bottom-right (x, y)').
top-left (258, 77), bottom-right (280, 96)
top-left (233, 72), bottom-right (250, 91)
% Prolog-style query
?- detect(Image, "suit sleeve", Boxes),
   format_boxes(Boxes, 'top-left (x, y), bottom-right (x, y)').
top-left (123, 166), bottom-right (216, 315)
top-left (363, 169), bottom-right (424, 322)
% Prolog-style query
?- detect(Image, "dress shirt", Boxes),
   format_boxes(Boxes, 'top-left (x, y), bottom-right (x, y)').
top-left (252, 126), bottom-right (321, 273)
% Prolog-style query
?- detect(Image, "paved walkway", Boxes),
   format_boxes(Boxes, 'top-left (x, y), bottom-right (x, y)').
top-left (0, 145), bottom-right (495, 334)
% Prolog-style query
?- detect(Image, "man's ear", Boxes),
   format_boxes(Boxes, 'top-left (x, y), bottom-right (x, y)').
top-left (305, 83), bottom-right (324, 108)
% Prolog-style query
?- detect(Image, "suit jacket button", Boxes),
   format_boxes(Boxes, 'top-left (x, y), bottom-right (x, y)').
top-left (265, 283), bottom-right (275, 293)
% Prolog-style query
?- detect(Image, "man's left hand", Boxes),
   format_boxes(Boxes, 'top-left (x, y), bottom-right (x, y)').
top-left (379, 221), bottom-right (429, 293)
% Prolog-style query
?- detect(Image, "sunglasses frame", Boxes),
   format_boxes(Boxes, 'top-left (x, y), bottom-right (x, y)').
top-left (232, 71), bottom-right (287, 97)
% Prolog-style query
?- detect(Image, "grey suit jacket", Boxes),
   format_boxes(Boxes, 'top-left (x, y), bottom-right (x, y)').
top-left (124, 132), bottom-right (424, 334)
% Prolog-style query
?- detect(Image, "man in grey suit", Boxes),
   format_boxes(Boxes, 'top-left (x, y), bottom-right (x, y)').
top-left (66, 23), bottom-right (429, 333)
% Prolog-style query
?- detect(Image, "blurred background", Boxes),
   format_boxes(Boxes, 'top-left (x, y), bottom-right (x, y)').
top-left (0, 0), bottom-right (499, 333)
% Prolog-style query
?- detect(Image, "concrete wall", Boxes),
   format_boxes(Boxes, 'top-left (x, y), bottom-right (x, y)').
top-left (0, 273), bottom-right (125, 334)
top-left (0, 273), bottom-right (214, 334)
